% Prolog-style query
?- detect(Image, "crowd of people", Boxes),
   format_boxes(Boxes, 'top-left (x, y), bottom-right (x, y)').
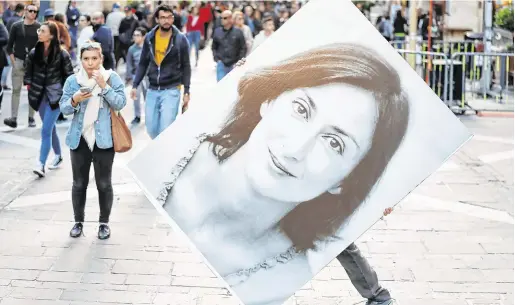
top-left (374, 6), bottom-right (443, 44)
top-left (0, 0), bottom-right (303, 134)
top-left (0, 1), bottom-right (396, 305)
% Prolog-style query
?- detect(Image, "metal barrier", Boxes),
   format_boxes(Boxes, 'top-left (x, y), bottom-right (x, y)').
top-left (394, 47), bottom-right (514, 114)
top-left (449, 52), bottom-right (513, 110)
top-left (391, 39), bottom-right (479, 55)
top-left (396, 50), bottom-right (450, 104)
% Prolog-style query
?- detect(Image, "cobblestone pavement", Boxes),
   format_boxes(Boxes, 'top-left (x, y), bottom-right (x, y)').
top-left (0, 46), bottom-right (513, 305)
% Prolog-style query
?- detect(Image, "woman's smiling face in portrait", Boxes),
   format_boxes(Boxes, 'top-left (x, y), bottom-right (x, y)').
top-left (242, 83), bottom-right (378, 203)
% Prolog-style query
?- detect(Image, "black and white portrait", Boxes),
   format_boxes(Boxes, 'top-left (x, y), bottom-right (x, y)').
top-left (128, 0), bottom-right (472, 304)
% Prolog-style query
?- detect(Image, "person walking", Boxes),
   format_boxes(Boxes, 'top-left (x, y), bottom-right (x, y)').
top-left (66, 0), bottom-right (81, 58)
top-left (0, 22), bottom-right (8, 114)
top-left (2, 3), bottom-right (14, 25)
top-left (24, 21), bottom-right (74, 177)
top-left (105, 3), bottom-right (125, 67)
top-left (5, 3), bottom-right (24, 33)
top-left (233, 11), bottom-right (253, 56)
top-left (1, 3), bottom-right (24, 93)
top-left (59, 41), bottom-right (127, 240)
top-left (130, 4), bottom-right (191, 140)
top-left (251, 16), bottom-right (275, 53)
top-left (4, 3), bottom-right (41, 128)
top-left (91, 12), bottom-right (116, 70)
top-left (377, 15), bottom-right (393, 42)
top-left (185, 6), bottom-right (202, 67)
top-left (211, 10), bottom-right (246, 82)
top-left (117, 6), bottom-right (139, 69)
top-left (54, 13), bottom-right (72, 52)
top-left (392, 10), bottom-right (407, 49)
top-left (126, 27), bottom-right (148, 124)
top-left (77, 14), bottom-right (94, 50)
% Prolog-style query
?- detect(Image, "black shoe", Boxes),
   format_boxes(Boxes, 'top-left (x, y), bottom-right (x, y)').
top-left (28, 117), bottom-right (36, 128)
top-left (70, 223), bottom-right (83, 238)
top-left (4, 117), bottom-right (17, 128)
top-left (98, 224), bottom-right (111, 240)
top-left (33, 164), bottom-right (45, 178)
top-left (57, 113), bottom-right (67, 123)
top-left (131, 117), bottom-right (140, 124)
top-left (48, 155), bottom-right (63, 170)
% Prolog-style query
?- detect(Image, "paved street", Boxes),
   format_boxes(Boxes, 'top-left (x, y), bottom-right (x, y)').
top-left (0, 46), bottom-right (513, 305)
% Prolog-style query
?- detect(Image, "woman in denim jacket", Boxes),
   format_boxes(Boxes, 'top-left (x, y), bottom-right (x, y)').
top-left (59, 41), bottom-right (127, 240)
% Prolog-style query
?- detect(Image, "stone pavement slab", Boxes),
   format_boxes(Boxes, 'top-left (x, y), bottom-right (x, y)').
top-left (0, 43), bottom-right (513, 305)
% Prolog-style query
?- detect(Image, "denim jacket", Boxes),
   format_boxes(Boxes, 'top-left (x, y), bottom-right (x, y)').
top-left (59, 72), bottom-right (127, 150)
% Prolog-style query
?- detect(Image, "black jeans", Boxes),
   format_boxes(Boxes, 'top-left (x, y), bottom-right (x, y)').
top-left (0, 65), bottom-right (4, 108)
top-left (70, 137), bottom-right (115, 223)
top-left (337, 242), bottom-right (392, 302)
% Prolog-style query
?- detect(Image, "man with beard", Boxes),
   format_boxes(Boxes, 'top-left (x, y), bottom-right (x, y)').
top-left (131, 4), bottom-right (191, 140)
top-left (91, 12), bottom-right (116, 70)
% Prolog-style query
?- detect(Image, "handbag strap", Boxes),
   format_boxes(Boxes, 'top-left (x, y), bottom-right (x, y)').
top-left (105, 76), bottom-right (121, 116)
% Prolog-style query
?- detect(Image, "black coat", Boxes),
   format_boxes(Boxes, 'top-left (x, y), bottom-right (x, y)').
top-left (0, 23), bottom-right (8, 69)
top-left (132, 25), bottom-right (191, 94)
top-left (211, 26), bottom-right (246, 67)
top-left (24, 43), bottom-right (75, 111)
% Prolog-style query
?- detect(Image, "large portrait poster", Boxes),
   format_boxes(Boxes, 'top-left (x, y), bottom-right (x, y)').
top-left (127, 0), bottom-right (472, 304)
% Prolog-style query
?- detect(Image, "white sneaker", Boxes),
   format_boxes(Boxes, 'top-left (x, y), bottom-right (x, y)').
top-left (48, 155), bottom-right (63, 170)
top-left (33, 163), bottom-right (45, 178)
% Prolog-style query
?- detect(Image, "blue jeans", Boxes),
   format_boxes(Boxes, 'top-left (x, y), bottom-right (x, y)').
top-left (393, 35), bottom-right (405, 49)
top-left (216, 61), bottom-right (233, 82)
top-left (145, 87), bottom-right (181, 139)
top-left (186, 30), bottom-right (201, 62)
top-left (38, 98), bottom-right (62, 165)
top-left (134, 77), bottom-right (149, 118)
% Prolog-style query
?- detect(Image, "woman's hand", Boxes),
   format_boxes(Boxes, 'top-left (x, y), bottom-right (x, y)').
top-left (235, 57), bottom-right (247, 67)
top-left (130, 88), bottom-right (137, 100)
top-left (72, 90), bottom-right (92, 106)
top-left (92, 70), bottom-right (107, 89)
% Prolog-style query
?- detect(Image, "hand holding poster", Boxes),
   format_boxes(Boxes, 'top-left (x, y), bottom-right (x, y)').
top-left (128, 0), bottom-right (472, 304)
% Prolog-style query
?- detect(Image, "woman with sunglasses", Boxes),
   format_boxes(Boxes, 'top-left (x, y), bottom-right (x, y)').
top-left (59, 41), bottom-right (127, 240)
top-left (24, 21), bottom-right (74, 177)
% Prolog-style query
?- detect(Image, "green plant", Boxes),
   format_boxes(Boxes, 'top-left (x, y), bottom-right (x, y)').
top-left (495, 7), bottom-right (514, 32)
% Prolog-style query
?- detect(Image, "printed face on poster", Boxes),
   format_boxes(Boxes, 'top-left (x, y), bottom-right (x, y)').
top-left (128, 0), bottom-right (472, 304)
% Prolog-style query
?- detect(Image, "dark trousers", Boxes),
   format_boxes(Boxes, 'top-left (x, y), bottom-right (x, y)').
top-left (102, 52), bottom-right (116, 71)
top-left (203, 22), bottom-right (209, 40)
top-left (115, 39), bottom-right (129, 68)
top-left (113, 36), bottom-right (121, 67)
top-left (70, 137), bottom-right (115, 223)
top-left (0, 66), bottom-right (3, 108)
top-left (337, 243), bottom-right (392, 302)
